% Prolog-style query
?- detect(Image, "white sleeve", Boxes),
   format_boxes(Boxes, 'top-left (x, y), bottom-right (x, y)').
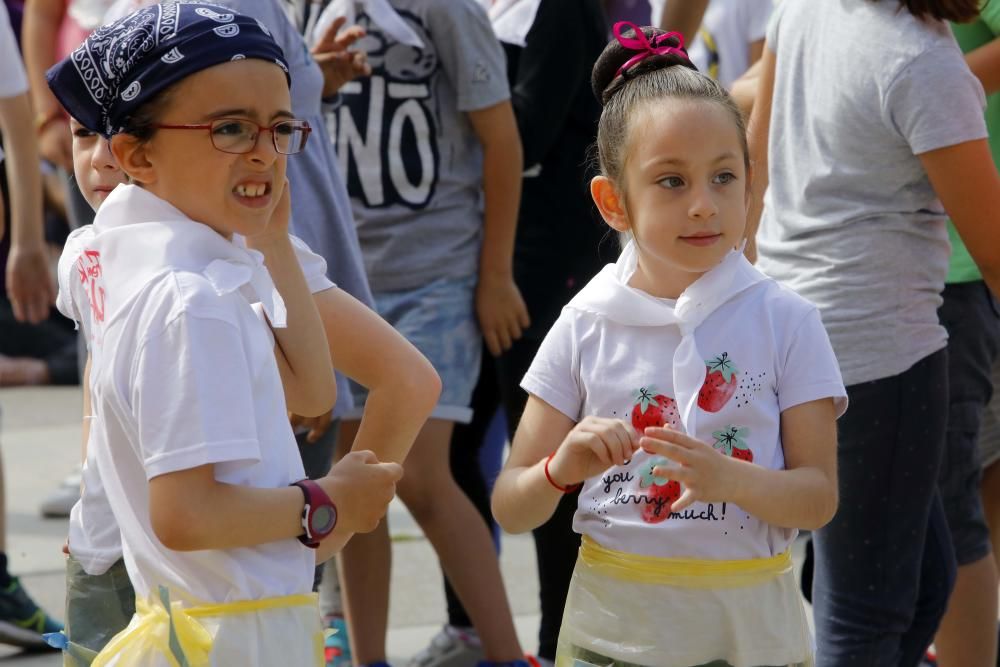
top-left (55, 227), bottom-right (98, 323)
top-left (0, 3), bottom-right (27, 99)
top-left (132, 312), bottom-right (263, 479)
top-left (777, 308), bottom-right (848, 417)
top-left (289, 233), bottom-right (335, 294)
top-left (746, 0), bottom-right (774, 43)
top-left (520, 310), bottom-right (584, 421)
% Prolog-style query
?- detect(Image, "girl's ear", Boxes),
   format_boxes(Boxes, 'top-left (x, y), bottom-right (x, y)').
top-left (110, 134), bottom-right (156, 186)
top-left (591, 175), bottom-right (629, 234)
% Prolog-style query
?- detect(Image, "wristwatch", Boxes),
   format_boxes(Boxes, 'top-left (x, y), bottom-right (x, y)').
top-left (290, 479), bottom-right (338, 548)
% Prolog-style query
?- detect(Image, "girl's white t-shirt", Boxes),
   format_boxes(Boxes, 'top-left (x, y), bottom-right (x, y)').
top-left (522, 243), bottom-right (847, 560)
top-left (56, 185), bottom-right (330, 600)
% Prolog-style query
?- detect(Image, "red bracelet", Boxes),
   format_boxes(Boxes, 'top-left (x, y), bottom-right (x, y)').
top-left (544, 452), bottom-right (582, 493)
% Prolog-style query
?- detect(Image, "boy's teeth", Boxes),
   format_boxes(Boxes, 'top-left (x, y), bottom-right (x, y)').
top-left (236, 184), bottom-right (265, 197)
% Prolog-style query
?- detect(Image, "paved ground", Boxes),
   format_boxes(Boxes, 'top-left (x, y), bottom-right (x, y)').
top-left (0, 385), bottom-right (809, 665)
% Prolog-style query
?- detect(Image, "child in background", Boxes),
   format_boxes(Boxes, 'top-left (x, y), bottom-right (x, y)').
top-left (46, 4), bottom-right (406, 664)
top-left (748, 0), bottom-right (1000, 662)
top-left (492, 23), bottom-right (846, 667)
top-left (652, 0), bottom-right (772, 88)
top-left (0, 0), bottom-right (63, 646)
top-left (324, 1), bottom-right (529, 665)
top-left (440, 2), bottom-right (616, 666)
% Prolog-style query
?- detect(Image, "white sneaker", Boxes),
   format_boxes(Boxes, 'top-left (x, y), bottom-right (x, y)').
top-left (407, 626), bottom-right (485, 667)
top-left (39, 468), bottom-right (82, 518)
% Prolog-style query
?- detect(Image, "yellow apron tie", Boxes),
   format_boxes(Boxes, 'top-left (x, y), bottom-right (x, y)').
top-left (92, 588), bottom-right (319, 667)
top-left (579, 535), bottom-right (793, 588)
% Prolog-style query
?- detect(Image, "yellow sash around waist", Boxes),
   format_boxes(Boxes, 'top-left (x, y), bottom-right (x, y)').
top-left (92, 587), bottom-right (319, 667)
top-left (579, 535), bottom-right (793, 589)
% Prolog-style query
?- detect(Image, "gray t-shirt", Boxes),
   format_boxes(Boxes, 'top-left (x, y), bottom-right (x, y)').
top-left (221, 0), bottom-right (375, 416)
top-left (757, 0), bottom-right (986, 386)
top-left (327, 0), bottom-right (510, 292)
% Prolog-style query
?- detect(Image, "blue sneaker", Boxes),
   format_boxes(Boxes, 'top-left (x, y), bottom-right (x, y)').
top-left (325, 615), bottom-right (352, 667)
top-left (0, 577), bottom-right (62, 648)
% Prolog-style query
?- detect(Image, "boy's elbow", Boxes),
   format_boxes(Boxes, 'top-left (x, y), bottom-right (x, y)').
top-left (151, 501), bottom-right (206, 551)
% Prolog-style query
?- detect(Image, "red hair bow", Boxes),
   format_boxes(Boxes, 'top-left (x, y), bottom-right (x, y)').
top-left (613, 21), bottom-right (686, 77)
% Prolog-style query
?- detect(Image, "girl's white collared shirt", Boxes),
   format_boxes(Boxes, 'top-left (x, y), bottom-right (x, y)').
top-left (523, 241), bottom-right (847, 560)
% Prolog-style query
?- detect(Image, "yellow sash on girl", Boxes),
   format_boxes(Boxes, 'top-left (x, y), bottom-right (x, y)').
top-left (92, 588), bottom-right (320, 667)
top-left (579, 535), bottom-right (793, 588)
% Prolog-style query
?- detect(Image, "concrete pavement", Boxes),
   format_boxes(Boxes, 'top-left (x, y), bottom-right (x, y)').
top-left (0, 384), bottom-right (809, 666)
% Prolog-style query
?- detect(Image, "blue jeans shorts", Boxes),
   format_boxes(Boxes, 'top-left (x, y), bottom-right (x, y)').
top-left (348, 276), bottom-right (480, 424)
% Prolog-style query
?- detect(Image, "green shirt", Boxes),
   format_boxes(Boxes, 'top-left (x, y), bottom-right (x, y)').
top-left (949, 9), bottom-right (1000, 282)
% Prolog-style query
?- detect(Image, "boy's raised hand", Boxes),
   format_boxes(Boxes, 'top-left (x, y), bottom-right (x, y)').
top-left (640, 427), bottom-right (747, 512)
top-left (319, 450), bottom-right (403, 534)
top-left (546, 417), bottom-right (640, 490)
top-left (246, 180), bottom-right (291, 248)
top-left (267, 179), bottom-right (291, 235)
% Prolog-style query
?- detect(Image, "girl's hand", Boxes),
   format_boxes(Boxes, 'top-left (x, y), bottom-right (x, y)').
top-left (547, 417), bottom-right (640, 489)
top-left (640, 427), bottom-right (746, 512)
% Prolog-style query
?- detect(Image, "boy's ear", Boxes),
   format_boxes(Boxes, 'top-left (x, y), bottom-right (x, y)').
top-left (591, 175), bottom-right (629, 234)
top-left (110, 134), bottom-right (155, 185)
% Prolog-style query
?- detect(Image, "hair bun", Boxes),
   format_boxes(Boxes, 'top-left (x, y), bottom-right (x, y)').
top-left (591, 23), bottom-right (696, 106)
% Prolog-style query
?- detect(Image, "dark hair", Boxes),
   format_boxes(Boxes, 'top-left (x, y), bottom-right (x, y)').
top-left (591, 26), bottom-right (749, 195)
top-left (889, 0), bottom-right (980, 22)
top-left (120, 87), bottom-right (175, 143)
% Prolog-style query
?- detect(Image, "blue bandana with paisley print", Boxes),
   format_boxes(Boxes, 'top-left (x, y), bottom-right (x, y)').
top-left (46, 1), bottom-right (290, 138)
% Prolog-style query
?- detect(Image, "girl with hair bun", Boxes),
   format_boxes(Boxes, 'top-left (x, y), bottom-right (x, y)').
top-left (492, 22), bottom-right (847, 667)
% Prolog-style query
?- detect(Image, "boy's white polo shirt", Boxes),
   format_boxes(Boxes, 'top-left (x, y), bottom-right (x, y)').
top-left (523, 243), bottom-right (847, 561)
top-left (56, 185), bottom-right (332, 600)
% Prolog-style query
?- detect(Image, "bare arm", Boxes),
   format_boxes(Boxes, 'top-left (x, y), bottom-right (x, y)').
top-left (641, 398), bottom-right (839, 530)
top-left (744, 44), bottom-right (777, 263)
top-left (22, 0), bottom-right (72, 171)
top-left (919, 139), bottom-right (1000, 297)
top-left (0, 91), bottom-right (55, 324)
top-left (730, 43), bottom-right (765, 117)
top-left (313, 286), bottom-right (441, 464)
top-left (493, 397), bottom-right (638, 533)
top-left (148, 450), bottom-right (401, 552)
top-left (492, 397), bottom-right (576, 533)
top-left (246, 188), bottom-right (336, 417)
top-left (966, 38), bottom-right (1000, 96)
top-left (658, 0), bottom-right (709, 39)
top-left (467, 101), bottom-right (531, 357)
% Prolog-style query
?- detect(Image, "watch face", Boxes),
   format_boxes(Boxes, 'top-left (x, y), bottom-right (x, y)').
top-left (310, 505), bottom-right (337, 535)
